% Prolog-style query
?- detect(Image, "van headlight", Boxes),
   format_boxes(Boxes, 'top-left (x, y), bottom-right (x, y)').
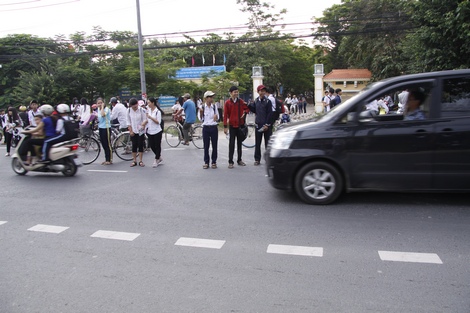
top-left (271, 130), bottom-right (297, 150)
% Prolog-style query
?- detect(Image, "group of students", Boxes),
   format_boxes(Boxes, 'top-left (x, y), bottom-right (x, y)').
top-left (185, 84), bottom-right (280, 169)
top-left (72, 96), bottom-right (164, 168)
top-left (322, 88), bottom-right (343, 113)
top-left (1, 100), bottom-right (44, 158)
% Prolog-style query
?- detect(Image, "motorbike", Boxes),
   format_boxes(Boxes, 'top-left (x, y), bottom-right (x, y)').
top-left (10, 127), bottom-right (22, 148)
top-left (11, 132), bottom-right (82, 177)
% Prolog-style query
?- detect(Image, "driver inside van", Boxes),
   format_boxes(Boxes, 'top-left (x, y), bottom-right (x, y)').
top-left (404, 88), bottom-right (426, 120)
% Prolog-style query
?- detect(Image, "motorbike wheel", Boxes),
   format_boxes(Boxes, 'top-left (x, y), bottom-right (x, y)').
top-left (11, 137), bottom-right (19, 148)
top-left (62, 158), bottom-right (78, 177)
top-left (11, 158), bottom-right (27, 176)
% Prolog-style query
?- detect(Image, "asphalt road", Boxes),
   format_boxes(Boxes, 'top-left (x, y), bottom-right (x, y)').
top-left (0, 137), bottom-right (469, 313)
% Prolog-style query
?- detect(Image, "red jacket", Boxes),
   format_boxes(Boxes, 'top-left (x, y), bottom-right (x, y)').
top-left (223, 98), bottom-right (249, 128)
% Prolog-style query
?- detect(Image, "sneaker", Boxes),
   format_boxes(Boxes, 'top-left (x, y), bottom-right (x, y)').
top-left (5, 153), bottom-right (10, 157)
top-left (211, 163), bottom-right (217, 169)
top-left (203, 164), bottom-right (209, 169)
top-left (152, 160), bottom-right (158, 168)
top-left (157, 158), bottom-right (163, 165)
top-left (237, 161), bottom-right (246, 166)
top-left (228, 163), bottom-right (234, 169)
top-left (254, 161), bottom-right (260, 166)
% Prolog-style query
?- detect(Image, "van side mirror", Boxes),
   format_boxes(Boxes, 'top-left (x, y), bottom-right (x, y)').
top-left (347, 112), bottom-right (356, 123)
top-left (358, 110), bottom-right (376, 123)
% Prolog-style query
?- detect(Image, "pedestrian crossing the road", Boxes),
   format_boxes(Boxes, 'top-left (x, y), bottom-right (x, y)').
top-left (0, 220), bottom-right (446, 265)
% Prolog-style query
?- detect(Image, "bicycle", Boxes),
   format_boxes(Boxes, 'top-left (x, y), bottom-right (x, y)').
top-left (76, 132), bottom-right (101, 165)
top-left (113, 130), bottom-right (150, 161)
top-left (241, 123), bottom-right (256, 148)
top-left (165, 119), bottom-right (203, 149)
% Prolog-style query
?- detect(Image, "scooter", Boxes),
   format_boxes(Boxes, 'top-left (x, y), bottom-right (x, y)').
top-left (11, 133), bottom-right (82, 177)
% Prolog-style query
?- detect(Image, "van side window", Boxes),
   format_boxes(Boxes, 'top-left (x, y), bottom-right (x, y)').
top-left (441, 77), bottom-right (470, 118)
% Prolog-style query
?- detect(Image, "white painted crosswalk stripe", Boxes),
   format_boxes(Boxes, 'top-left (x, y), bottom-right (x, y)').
top-left (90, 230), bottom-right (140, 241)
top-left (87, 170), bottom-right (128, 173)
top-left (0, 221), bottom-right (7, 226)
top-left (378, 250), bottom-right (443, 264)
top-left (267, 244), bottom-right (324, 257)
top-left (175, 237), bottom-right (226, 249)
top-left (28, 224), bottom-right (69, 234)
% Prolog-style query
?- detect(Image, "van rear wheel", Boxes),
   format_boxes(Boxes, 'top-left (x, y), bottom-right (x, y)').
top-left (294, 162), bottom-right (343, 205)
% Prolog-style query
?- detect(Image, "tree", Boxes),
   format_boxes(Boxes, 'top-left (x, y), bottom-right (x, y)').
top-left (0, 34), bottom-right (64, 107)
top-left (402, 0), bottom-right (470, 73)
top-left (315, 0), bottom-right (411, 80)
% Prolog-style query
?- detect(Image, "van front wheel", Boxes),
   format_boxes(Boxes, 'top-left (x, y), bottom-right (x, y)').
top-left (294, 162), bottom-right (343, 205)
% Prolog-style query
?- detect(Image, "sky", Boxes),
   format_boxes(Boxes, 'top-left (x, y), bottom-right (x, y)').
top-left (0, 0), bottom-right (342, 41)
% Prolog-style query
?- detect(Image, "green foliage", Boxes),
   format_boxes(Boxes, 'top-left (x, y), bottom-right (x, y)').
top-left (316, 0), bottom-right (470, 80)
top-left (402, 0), bottom-right (470, 73)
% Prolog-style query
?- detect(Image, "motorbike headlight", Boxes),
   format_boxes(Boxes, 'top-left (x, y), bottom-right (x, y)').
top-left (271, 130), bottom-right (297, 150)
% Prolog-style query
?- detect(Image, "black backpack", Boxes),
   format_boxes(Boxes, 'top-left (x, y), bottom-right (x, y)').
top-left (329, 97), bottom-right (337, 108)
top-left (272, 98), bottom-right (283, 122)
top-left (61, 117), bottom-right (80, 140)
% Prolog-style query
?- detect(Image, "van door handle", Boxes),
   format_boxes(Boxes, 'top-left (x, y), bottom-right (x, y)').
top-left (415, 129), bottom-right (427, 138)
top-left (440, 128), bottom-right (453, 137)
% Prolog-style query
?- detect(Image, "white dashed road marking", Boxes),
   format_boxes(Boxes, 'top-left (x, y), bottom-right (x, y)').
top-left (28, 224), bottom-right (69, 234)
top-left (267, 244), bottom-right (324, 257)
top-left (0, 221), bottom-right (7, 226)
top-left (175, 237), bottom-right (226, 249)
top-left (87, 170), bottom-right (128, 173)
top-left (378, 250), bottom-right (443, 264)
top-left (90, 230), bottom-right (140, 241)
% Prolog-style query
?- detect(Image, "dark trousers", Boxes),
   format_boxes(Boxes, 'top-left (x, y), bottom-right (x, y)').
top-left (131, 134), bottom-right (145, 153)
top-left (42, 134), bottom-right (64, 161)
top-left (4, 131), bottom-right (13, 153)
top-left (28, 138), bottom-right (44, 157)
top-left (228, 126), bottom-right (243, 164)
top-left (254, 126), bottom-right (272, 162)
top-left (147, 131), bottom-right (162, 160)
top-left (99, 128), bottom-right (112, 162)
top-left (203, 125), bottom-right (218, 164)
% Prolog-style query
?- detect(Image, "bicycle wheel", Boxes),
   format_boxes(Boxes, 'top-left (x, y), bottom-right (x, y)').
top-left (77, 136), bottom-right (101, 165)
top-left (242, 124), bottom-right (256, 148)
top-left (113, 132), bottom-right (133, 161)
top-left (165, 125), bottom-right (182, 148)
top-left (191, 125), bottom-right (203, 149)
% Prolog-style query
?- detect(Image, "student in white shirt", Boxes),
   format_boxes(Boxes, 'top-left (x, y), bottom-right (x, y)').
top-left (145, 97), bottom-right (163, 168)
top-left (199, 91), bottom-right (219, 169)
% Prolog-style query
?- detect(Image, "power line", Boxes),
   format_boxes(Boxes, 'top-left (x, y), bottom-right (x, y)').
top-left (0, 25), bottom-right (419, 61)
top-left (0, 0), bottom-right (79, 12)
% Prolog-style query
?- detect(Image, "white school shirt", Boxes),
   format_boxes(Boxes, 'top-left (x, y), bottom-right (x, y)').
top-left (201, 103), bottom-right (219, 126)
top-left (127, 107), bottom-right (146, 134)
top-left (146, 107), bottom-right (162, 135)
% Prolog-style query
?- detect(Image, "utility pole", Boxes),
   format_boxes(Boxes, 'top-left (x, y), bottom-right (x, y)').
top-left (136, 0), bottom-right (146, 98)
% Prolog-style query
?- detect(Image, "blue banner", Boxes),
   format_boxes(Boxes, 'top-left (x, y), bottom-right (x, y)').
top-left (158, 96), bottom-right (177, 108)
top-left (175, 66), bottom-right (226, 79)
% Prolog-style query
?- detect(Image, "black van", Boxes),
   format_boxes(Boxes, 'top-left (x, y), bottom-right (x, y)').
top-left (266, 69), bottom-right (470, 204)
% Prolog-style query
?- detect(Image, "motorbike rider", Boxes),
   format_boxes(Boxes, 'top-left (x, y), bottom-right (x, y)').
top-left (21, 114), bottom-right (44, 165)
top-left (39, 104), bottom-right (73, 163)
